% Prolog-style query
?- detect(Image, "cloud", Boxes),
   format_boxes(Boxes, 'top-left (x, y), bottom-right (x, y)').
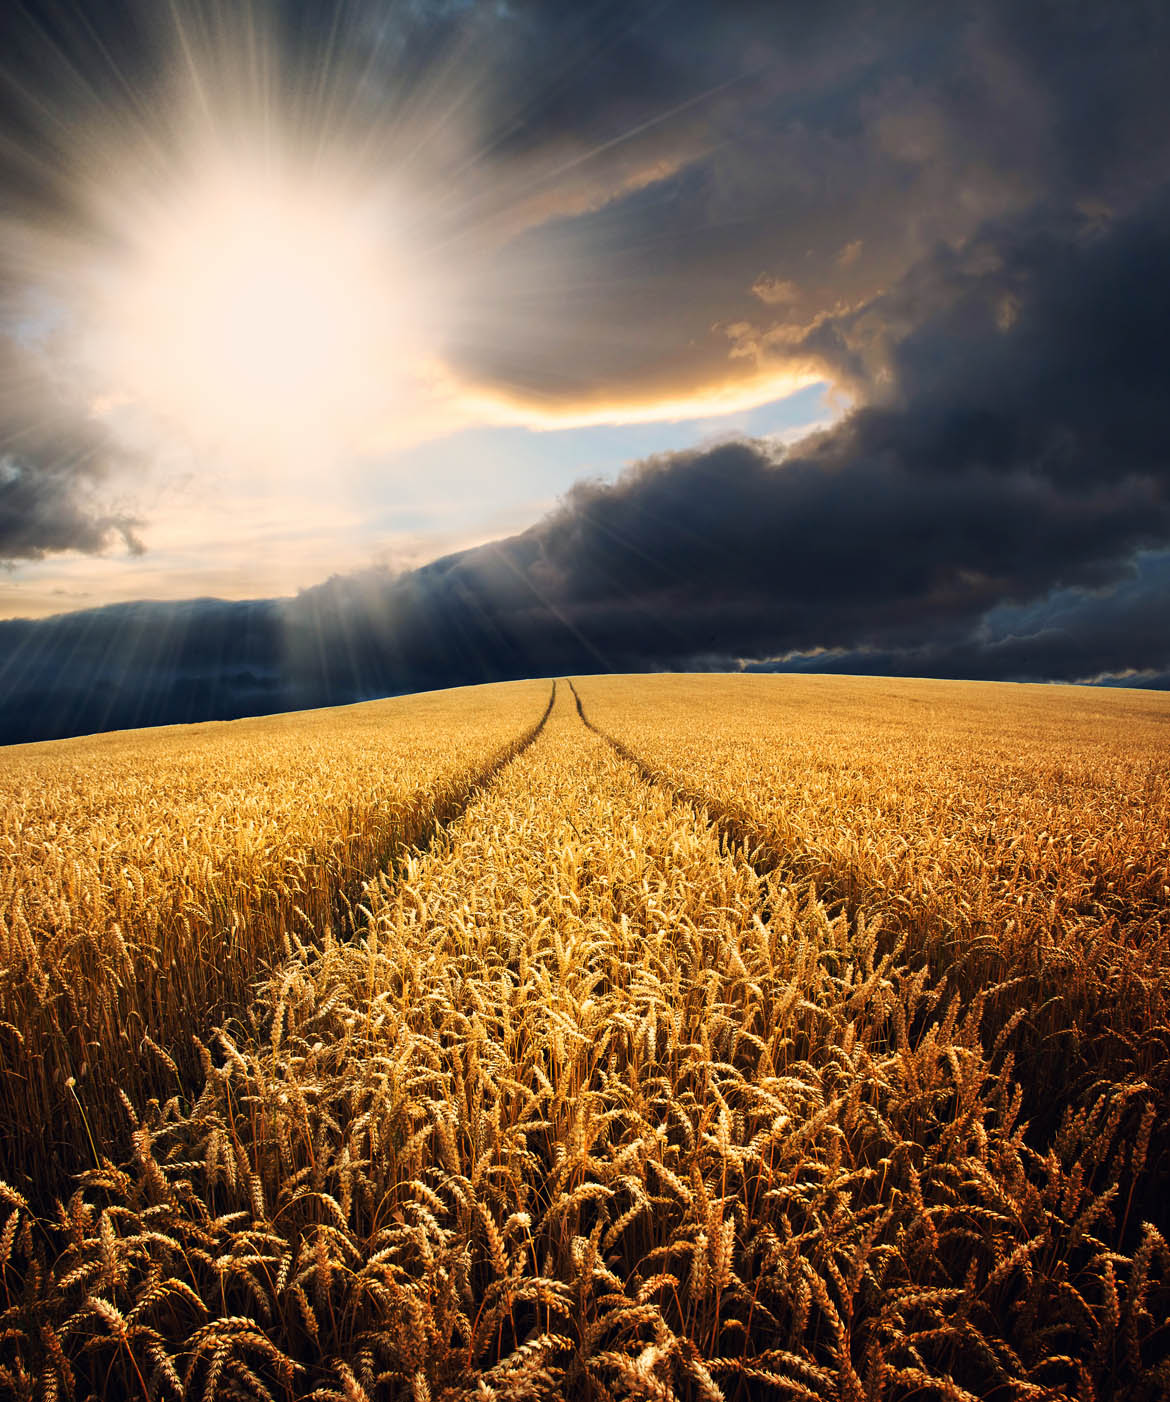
top-left (9, 0), bottom-right (1130, 418)
top-left (6, 1), bottom-right (1170, 437)
top-left (751, 277), bottom-right (800, 306)
top-left (0, 597), bottom-right (284, 744)
top-left (436, 1), bottom-right (1170, 411)
top-left (0, 332), bottom-right (143, 561)
top-left (1, 452), bottom-right (1163, 744)
top-left (748, 551), bottom-right (1170, 685)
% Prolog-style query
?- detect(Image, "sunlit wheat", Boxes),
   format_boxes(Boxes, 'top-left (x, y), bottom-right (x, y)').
top-left (0, 674), bottom-right (1166, 1399)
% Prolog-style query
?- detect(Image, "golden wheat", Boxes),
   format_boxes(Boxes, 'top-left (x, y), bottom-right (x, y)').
top-left (0, 674), bottom-right (1166, 1400)
top-left (575, 674), bottom-right (1170, 1138)
top-left (0, 680), bottom-right (551, 1196)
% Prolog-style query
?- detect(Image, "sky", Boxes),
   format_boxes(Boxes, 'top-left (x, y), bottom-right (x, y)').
top-left (1, 0), bottom-right (1168, 742)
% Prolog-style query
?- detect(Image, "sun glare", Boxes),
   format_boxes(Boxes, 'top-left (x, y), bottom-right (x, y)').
top-left (169, 201), bottom-right (353, 398)
top-left (86, 165), bottom-right (431, 466)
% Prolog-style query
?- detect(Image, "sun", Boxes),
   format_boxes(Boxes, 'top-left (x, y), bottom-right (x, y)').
top-left (85, 163), bottom-right (432, 467)
top-left (163, 194), bottom-right (356, 402)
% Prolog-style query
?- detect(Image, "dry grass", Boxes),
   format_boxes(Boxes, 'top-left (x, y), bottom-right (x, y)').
top-left (0, 673), bottom-right (1167, 1399)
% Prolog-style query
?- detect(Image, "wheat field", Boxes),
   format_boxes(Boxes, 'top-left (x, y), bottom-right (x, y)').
top-left (0, 674), bottom-right (1166, 1400)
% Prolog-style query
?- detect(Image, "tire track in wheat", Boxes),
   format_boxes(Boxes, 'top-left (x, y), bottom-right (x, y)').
top-left (0, 680), bottom-right (555, 1203)
top-left (569, 675), bottom-right (795, 884)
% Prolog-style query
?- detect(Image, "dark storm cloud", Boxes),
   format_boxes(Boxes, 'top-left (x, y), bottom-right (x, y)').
top-left (785, 195), bottom-right (1170, 488)
top-left (0, 597), bottom-right (283, 744)
top-left (2, 445), bottom-right (1164, 743)
top-left (747, 552), bottom-right (1170, 687)
top-left (443, 0), bottom-right (1170, 403)
top-left (0, 332), bottom-right (142, 560)
top-left (411, 187), bottom-right (1170, 684)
